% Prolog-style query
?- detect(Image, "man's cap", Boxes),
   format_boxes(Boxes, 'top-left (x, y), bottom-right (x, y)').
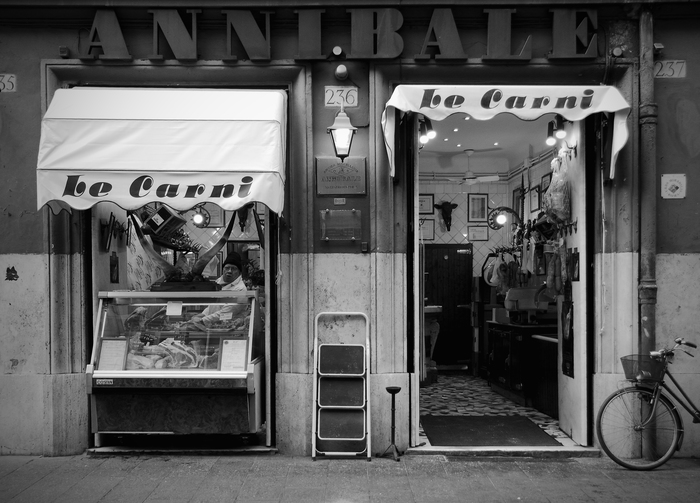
top-left (223, 252), bottom-right (242, 272)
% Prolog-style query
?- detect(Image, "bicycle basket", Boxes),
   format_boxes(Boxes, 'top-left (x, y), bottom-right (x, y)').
top-left (620, 354), bottom-right (665, 382)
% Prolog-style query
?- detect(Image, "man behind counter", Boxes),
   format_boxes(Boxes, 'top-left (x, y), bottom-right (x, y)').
top-left (190, 252), bottom-right (247, 327)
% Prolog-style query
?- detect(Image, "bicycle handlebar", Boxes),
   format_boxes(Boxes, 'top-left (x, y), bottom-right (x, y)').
top-left (674, 337), bottom-right (697, 349)
top-left (650, 338), bottom-right (697, 359)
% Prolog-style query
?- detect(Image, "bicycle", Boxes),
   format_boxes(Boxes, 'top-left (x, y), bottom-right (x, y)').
top-left (596, 337), bottom-right (700, 470)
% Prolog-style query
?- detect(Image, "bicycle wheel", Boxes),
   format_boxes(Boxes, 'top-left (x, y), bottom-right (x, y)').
top-left (596, 387), bottom-right (681, 470)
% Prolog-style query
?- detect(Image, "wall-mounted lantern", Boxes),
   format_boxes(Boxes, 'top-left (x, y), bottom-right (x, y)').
top-left (327, 105), bottom-right (357, 161)
top-left (487, 206), bottom-right (522, 230)
top-left (191, 204), bottom-right (211, 228)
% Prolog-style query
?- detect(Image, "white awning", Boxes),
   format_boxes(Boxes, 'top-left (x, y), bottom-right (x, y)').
top-left (381, 85), bottom-right (630, 178)
top-left (37, 87), bottom-right (287, 214)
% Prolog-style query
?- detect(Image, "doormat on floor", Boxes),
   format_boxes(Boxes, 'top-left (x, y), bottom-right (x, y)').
top-left (420, 415), bottom-right (561, 447)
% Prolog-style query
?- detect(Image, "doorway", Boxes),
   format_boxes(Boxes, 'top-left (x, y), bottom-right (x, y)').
top-left (413, 110), bottom-right (589, 449)
top-left (381, 83), bottom-right (630, 449)
top-left (422, 243), bottom-right (472, 368)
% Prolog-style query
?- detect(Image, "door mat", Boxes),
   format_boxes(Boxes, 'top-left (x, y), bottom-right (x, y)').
top-left (420, 415), bottom-right (561, 447)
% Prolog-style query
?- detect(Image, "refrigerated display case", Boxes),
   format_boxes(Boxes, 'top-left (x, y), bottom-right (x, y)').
top-left (86, 290), bottom-right (264, 443)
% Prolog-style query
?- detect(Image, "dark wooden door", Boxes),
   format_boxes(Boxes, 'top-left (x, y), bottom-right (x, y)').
top-left (423, 244), bottom-right (472, 365)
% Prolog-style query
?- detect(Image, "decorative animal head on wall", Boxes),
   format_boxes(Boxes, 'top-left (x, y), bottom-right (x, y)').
top-left (434, 201), bottom-right (458, 231)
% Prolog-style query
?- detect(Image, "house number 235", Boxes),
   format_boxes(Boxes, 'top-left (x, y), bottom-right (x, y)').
top-left (0, 74), bottom-right (17, 92)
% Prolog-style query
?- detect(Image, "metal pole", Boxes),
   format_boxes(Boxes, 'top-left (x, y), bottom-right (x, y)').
top-left (378, 386), bottom-right (402, 461)
top-left (390, 392), bottom-right (397, 445)
top-left (638, 10), bottom-right (658, 356)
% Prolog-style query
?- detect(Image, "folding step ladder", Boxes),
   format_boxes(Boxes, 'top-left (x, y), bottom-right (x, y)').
top-left (312, 311), bottom-right (371, 461)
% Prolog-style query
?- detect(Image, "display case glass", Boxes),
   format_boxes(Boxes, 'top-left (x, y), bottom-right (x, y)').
top-left (89, 291), bottom-right (262, 376)
top-left (87, 291), bottom-right (266, 437)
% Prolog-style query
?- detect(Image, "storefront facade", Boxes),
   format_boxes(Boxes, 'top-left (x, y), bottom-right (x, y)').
top-left (1, 0), bottom-right (699, 457)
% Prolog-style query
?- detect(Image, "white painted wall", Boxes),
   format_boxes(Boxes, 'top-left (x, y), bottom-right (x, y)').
top-left (656, 253), bottom-right (700, 455)
top-left (593, 253), bottom-right (700, 457)
top-left (0, 253), bottom-right (88, 455)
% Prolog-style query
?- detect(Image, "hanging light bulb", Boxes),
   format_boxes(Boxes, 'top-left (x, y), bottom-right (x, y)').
top-left (554, 115), bottom-right (567, 139)
top-left (546, 121), bottom-right (557, 146)
top-left (424, 118), bottom-right (437, 139)
top-left (419, 122), bottom-right (430, 144)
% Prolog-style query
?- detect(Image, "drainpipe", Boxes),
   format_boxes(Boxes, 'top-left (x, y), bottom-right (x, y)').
top-left (638, 10), bottom-right (657, 356)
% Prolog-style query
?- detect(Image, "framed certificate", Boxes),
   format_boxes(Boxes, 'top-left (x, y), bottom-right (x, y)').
top-left (419, 194), bottom-right (434, 214)
top-left (420, 219), bottom-right (435, 240)
top-left (467, 226), bottom-right (489, 241)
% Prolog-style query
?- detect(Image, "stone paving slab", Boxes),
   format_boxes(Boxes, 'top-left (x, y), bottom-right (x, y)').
top-left (1, 454), bottom-right (699, 503)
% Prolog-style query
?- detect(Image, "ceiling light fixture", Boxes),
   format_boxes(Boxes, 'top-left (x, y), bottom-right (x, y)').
top-left (419, 122), bottom-right (429, 144)
top-left (546, 121), bottom-right (557, 146)
top-left (554, 115), bottom-right (567, 139)
top-left (425, 118), bottom-right (437, 139)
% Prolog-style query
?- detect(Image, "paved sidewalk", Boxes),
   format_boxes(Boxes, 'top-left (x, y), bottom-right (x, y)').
top-left (1, 453), bottom-right (699, 503)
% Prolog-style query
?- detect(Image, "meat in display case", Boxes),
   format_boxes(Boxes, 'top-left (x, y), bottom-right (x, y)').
top-left (86, 291), bottom-right (264, 442)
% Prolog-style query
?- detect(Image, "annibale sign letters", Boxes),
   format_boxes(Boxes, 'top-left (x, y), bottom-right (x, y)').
top-left (81, 7), bottom-right (599, 62)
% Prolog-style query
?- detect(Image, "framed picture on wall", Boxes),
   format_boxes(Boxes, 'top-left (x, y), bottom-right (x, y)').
top-left (467, 226), bottom-right (489, 241)
top-left (512, 187), bottom-right (523, 220)
top-left (541, 173), bottom-right (552, 195)
top-left (530, 185), bottom-right (540, 212)
top-left (418, 194), bottom-right (434, 214)
top-left (203, 203), bottom-right (225, 228)
top-left (468, 193), bottom-right (488, 222)
top-left (420, 219), bottom-right (435, 240)
top-left (102, 212), bottom-right (116, 251)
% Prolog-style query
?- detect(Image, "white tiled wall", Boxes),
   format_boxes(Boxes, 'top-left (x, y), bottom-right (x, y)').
top-left (420, 156), bottom-right (552, 278)
top-left (419, 182), bottom-right (511, 276)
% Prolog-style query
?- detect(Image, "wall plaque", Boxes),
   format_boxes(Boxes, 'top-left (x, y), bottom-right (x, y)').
top-left (316, 157), bottom-right (366, 196)
top-left (661, 174), bottom-right (686, 199)
top-left (320, 209), bottom-right (362, 241)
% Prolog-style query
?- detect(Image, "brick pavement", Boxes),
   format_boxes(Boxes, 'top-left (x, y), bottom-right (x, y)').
top-left (1, 453), bottom-right (699, 503)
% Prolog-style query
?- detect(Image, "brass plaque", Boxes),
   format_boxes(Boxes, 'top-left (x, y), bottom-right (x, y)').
top-left (316, 157), bottom-right (366, 195)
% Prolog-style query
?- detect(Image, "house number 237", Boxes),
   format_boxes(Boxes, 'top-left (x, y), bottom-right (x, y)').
top-left (653, 61), bottom-right (686, 78)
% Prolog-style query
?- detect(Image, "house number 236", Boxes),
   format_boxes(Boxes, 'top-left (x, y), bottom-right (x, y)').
top-left (325, 86), bottom-right (359, 108)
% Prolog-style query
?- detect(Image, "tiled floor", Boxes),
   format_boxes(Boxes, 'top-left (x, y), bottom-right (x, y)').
top-left (418, 373), bottom-right (572, 446)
